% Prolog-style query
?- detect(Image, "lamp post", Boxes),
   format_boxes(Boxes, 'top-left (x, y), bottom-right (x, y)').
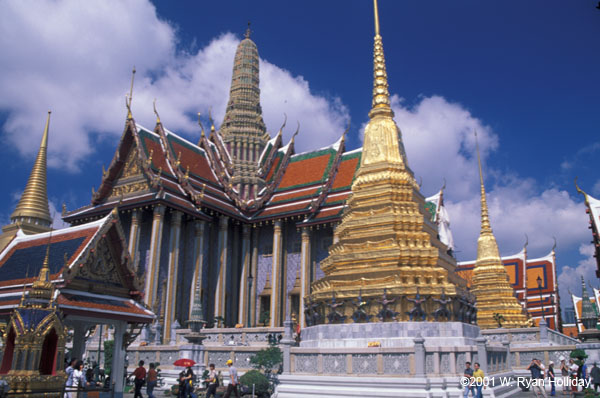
top-left (247, 269), bottom-right (254, 328)
top-left (537, 276), bottom-right (547, 327)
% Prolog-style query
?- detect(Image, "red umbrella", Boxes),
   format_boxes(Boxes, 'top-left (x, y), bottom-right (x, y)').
top-left (173, 358), bottom-right (196, 367)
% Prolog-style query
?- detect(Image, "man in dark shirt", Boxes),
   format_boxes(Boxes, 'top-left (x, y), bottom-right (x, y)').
top-left (527, 358), bottom-right (548, 398)
top-left (463, 362), bottom-right (475, 398)
top-left (133, 361), bottom-right (147, 398)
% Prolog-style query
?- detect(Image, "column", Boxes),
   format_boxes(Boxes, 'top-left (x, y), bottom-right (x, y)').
top-left (163, 210), bottom-right (183, 344)
top-left (145, 205), bottom-right (165, 307)
top-left (270, 220), bottom-right (283, 327)
top-left (238, 224), bottom-right (251, 325)
top-left (475, 336), bottom-right (488, 372)
top-left (189, 220), bottom-right (206, 317)
top-left (71, 322), bottom-right (87, 361)
top-left (214, 216), bottom-right (229, 322)
top-left (128, 209), bottom-right (142, 271)
top-left (250, 227), bottom-right (259, 326)
top-left (414, 333), bottom-right (425, 377)
top-left (111, 321), bottom-right (127, 396)
top-left (299, 227), bottom-right (311, 328)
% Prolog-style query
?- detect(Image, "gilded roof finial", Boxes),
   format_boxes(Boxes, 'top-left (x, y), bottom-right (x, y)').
top-left (369, 0), bottom-right (392, 118)
top-left (10, 111), bottom-right (53, 227)
top-left (153, 98), bottom-right (161, 124)
top-left (245, 21), bottom-right (251, 39)
top-left (475, 130), bottom-right (492, 235)
top-left (127, 66), bottom-right (136, 119)
top-left (552, 236), bottom-right (557, 253)
top-left (197, 113), bottom-right (206, 139)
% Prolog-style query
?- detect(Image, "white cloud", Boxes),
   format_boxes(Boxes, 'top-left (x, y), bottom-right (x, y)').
top-left (384, 94), bottom-right (589, 261)
top-left (0, 0), bottom-right (348, 171)
top-left (557, 244), bottom-right (598, 311)
top-left (592, 180), bottom-right (600, 197)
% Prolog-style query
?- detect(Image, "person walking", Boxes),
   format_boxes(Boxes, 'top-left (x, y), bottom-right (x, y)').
top-left (205, 364), bottom-right (219, 398)
top-left (590, 363), bottom-right (600, 392)
top-left (223, 360), bottom-right (239, 398)
top-left (527, 358), bottom-right (548, 398)
top-left (559, 357), bottom-right (569, 396)
top-left (473, 362), bottom-right (485, 398)
top-left (463, 362), bottom-right (475, 398)
top-left (133, 360), bottom-right (147, 398)
top-left (547, 361), bottom-right (555, 397)
top-left (146, 363), bottom-right (158, 398)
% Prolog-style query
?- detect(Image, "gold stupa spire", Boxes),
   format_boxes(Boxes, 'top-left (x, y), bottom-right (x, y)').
top-left (10, 111), bottom-right (53, 227)
top-left (357, 0), bottom-right (412, 182)
top-left (472, 132), bottom-right (528, 329)
top-left (308, 0), bottom-right (467, 321)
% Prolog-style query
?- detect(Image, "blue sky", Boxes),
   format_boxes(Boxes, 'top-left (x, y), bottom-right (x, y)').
top-left (0, 0), bottom-right (599, 306)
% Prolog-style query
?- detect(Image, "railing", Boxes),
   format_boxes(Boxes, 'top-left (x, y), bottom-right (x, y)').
top-left (547, 328), bottom-right (579, 345)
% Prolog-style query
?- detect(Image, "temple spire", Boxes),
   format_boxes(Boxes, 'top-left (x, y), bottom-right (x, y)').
top-left (127, 66), bottom-right (136, 120)
top-left (369, 0), bottom-right (393, 118)
top-left (476, 131), bottom-right (493, 235)
top-left (472, 131), bottom-right (528, 329)
top-left (10, 111), bottom-right (53, 228)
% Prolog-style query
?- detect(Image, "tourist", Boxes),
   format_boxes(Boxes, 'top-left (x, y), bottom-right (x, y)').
top-left (223, 359), bottom-right (239, 398)
top-left (463, 361), bottom-right (475, 398)
top-left (72, 361), bottom-right (87, 390)
top-left (591, 363), bottom-right (600, 392)
top-left (146, 363), bottom-right (158, 398)
top-left (569, 359), bottom-right (578, 394)
top-left (133, 360), bottom-right (147, 398)
top-left (547, 361), bottom-right (555, 397)
top-left (181, 366), bottom-right (194, 398)
top-left (527, 358), bottom-right (548, 398)
top-left (472, 362), bottom-right (485, 398)
top-left (205, 364), bottom-right (219, 398)
top-left (559, 357), bottom-right (569, 396)
top-left (65, 359), bottom-right (76, 398)
top-left (177, 369), bottom-right (186, 398)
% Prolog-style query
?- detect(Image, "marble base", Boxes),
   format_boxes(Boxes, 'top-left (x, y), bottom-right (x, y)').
top-left (300, 322), bottom-right (480, 348)
top-left (273, 373), bottom-right (520, 398)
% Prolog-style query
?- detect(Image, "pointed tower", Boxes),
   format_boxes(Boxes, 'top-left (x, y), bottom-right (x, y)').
top-left (580, 277), bottom-right (598, 330)
top-left (309, 0), bottom-right (468, 322)
top-left (219, 25), bottom-right (270, 201)
top-left (0, 112), bottom-right (53, 252)
top-left (471, 136), bottom-right (528, 329)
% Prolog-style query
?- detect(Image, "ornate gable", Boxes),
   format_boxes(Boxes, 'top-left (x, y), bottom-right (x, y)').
top-left (108, 146), bottom-right (151, 199)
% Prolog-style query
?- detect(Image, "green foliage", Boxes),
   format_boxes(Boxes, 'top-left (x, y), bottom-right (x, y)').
top-left (570, 348), bottom-right (588, 360)
top-left (240, 370), bottom-right (270, 397)
top-left (250, 345), bottom-right (282, 373)
top-left (103, 340), bottom-right (114, 376)
top-left (259, 311), bottom-right (270, 327)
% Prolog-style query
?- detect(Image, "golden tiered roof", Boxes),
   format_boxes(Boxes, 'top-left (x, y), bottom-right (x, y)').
top-left (471, 135), bottom-right (529, 329)
top-left (10, 111), bottom-right (53, 227)
top-left (309, 0), bottom-right (468, 321)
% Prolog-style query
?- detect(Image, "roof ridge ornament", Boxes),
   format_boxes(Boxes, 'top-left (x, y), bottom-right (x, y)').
top-left (127, 66), bottom-right (136, 119)
top-left (153, 98), bottom-right (161, 124)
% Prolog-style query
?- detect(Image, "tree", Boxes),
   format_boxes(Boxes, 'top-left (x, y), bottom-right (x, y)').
top-left (240, 370), bottom-right (270, 398)
top-left (249, 345), bottom-right (282, 374)
top-left (103, 340), bottom-right (114, 376)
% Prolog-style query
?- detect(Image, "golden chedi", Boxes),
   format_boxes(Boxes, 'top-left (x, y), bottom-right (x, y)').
top-left (471, 136), bottom-right (529, 329)
top-left (309, 0), bottom-right (470, 323)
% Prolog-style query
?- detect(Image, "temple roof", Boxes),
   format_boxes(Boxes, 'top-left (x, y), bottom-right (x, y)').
top-left (0, 211), bottom-right (153, 323)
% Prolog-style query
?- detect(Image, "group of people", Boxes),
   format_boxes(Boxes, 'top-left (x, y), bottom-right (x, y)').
top-left (462, 361), bottom-right (485, 398)
top-left (132, 361), bottom-right (159, 398)
top-left (131, 359), bottom-right (239, 398)
top-left (65, 359), bottom-right (104, 395)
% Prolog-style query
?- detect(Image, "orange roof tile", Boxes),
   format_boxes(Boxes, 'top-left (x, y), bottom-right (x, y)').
top-left (278, 154), bottom-right (330, 190)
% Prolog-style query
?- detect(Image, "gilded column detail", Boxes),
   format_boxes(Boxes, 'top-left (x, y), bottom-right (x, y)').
top-left (270, 220), bottom-right (283, 327)
top-left (300, 227), bottom-right (311, 327)
top-left (145, 205), bottom-right (165, 308)
top-left (189, 220), bottom-right (206, 318)
top-left (238, 224), bottom-right (251, 325)
top-left (128, 209), bottom-right (142, 270)
top-left (250, 227), bottom-right (259, 326)
top-left (214, 216), bottom-right (229, 322)
top-left (163, 210), bottom-right (183, 343)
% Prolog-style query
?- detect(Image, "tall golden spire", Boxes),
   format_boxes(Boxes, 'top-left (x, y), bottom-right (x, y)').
top-left (10, 111), bottom-right (53, 228)
top-left (308, 0), bottom-right (467, 321)
top-left (127, 67), bottom-right (136, 120)
top-left (357, 0), bottom-right (411, 180)
top-left (472, 132), bottom-right (528, 328)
